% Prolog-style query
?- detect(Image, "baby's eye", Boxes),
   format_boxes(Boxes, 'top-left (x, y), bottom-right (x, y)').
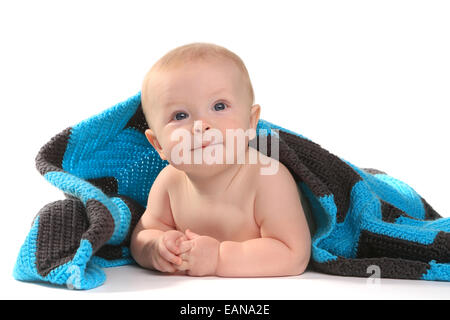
top-left (213, 102), bottom-right (228, 111)
top-left (173, 112), bottom-right (189, 121)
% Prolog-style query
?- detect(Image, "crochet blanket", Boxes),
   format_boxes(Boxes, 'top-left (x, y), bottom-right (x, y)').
top-left (13, 92), bottom-right (450, 289)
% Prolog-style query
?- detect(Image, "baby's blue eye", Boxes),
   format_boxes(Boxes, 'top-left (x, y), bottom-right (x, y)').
top-left (213, 102), bottom-right (227, 111)
top-left (174, 112), bottom-right (188, 121)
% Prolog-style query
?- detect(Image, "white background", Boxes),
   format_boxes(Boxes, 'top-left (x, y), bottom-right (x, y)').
top-left (1, 0), bottom-right (449, 299)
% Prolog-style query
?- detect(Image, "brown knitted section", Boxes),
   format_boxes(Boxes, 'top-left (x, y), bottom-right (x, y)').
top-left (35, 127), bottom-right (72, 175)
top-left (380, 199), bottom-right (413, 223)
top-left (64, 177), bottom-right (118, 200)
top-left (250, 133), bottom-right (331, 197)
top-left (356, 230), bottom-right (450, 263)
top-left (115, 194), bottom-right (146, 247)
top-left (95, 245), bottom-right (123, 260)
top-left (93, 194), bottom-right (146, 261)
top-left (310, 256), bottom-right (430, 280)
top-left (36, 199), bottom-right (88, 277)
top-left (276, 131), bottom-right (362, 223)
top-left (124, 102), bottom-right (150, 133)
top-left (86, 177), bottom-right (118, 196)
top-left (82, 199), bottom-right (115, 253)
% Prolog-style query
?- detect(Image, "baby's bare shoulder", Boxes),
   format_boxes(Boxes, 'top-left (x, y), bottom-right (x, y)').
top-left (250, 148), bottom-right (294, 186)
top-left (255, 157), bottom-right (295, 188)
top-left (154, 164), bottom-right (182, 187)
top-left (253, 152), bottom-right (305, 227)
top-left (253, 152), bottom-right (300, 212)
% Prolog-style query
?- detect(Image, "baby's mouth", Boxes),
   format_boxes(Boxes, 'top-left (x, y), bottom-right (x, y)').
top-left (191, 141), bottom-right (222, 151)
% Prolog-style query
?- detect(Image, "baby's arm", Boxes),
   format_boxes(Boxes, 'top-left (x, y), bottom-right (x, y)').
top-left (216, 162), bottom-right (311, 277)
top-left (130, 166), bottom-right (186, 272)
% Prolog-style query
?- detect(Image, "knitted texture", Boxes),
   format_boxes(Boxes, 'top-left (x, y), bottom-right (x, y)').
top-left (13, 92), bottom-right (450, 289)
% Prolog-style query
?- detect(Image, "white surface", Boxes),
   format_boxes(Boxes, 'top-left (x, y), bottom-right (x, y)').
top-left (4, 265), bottom-right (450, 300)
top-left (1, 0), bottom-right (449, 299)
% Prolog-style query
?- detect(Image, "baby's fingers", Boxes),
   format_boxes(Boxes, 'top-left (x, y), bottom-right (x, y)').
top-left (159, 243), bottom-right (182, 265)
top-left (174, 259), bottom-right (189, 271)
top-left (178, 240), bottom-right (193, 253)
top-left (164, 234), bottom-right (186, 255)
top-left (155, 256), bottom-right (177, 273)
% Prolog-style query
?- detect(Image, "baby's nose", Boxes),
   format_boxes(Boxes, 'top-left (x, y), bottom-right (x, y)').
top-left (192, 120), bottom-right (211, 134)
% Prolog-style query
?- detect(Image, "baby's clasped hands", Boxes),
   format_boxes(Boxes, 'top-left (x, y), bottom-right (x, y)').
top-left (174, 229), bottom-right (220, 276)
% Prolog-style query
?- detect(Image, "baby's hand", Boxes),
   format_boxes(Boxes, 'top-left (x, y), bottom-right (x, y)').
top-left (177, 229), bottom-right (220, 276)
top-left (152, 230), bottom-right (187, 273)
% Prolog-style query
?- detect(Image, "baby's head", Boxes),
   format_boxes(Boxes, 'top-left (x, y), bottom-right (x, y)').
top-left (141, 42), bottom-right (260, 170)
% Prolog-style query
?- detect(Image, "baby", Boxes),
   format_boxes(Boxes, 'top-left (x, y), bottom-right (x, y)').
top-left (130, 42), bottom-right (311, 277)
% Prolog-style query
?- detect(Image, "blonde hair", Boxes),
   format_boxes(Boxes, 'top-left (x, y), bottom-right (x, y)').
top-left (141, 42), bottom-right (255, 127)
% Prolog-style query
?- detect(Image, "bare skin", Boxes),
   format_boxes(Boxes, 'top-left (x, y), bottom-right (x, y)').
top-left (130, 57), bottom-right (311, 277)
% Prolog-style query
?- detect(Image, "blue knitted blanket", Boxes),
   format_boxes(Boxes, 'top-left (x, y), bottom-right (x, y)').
top-left (13, 92), bottom-right (450, 289)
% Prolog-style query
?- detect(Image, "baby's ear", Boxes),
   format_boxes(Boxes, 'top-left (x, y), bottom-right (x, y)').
top-left (145, 129), bottom-right (167, 160)
top-left (249, 104), bottom-right (261, 139)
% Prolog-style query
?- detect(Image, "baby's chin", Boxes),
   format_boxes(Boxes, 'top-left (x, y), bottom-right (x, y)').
top-left (168, 153), bottom-right (242, 173)
top-left (169, 161), bottom-right (237, 176)
top-left (167, 142), bottom-right (251, 173)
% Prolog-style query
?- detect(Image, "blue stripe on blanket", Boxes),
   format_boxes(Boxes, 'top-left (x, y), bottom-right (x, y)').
top-left (422, 260), bottom-right (450, 281)
top-left (370, 174), bottom-right (425, 220)
top-left (109, 197), bottom-right (132, 244)
top-left (320, 181), bottom-right (377, 259)
top-left (13, 218), bottom-right (105, 289)
top-left (90, 250), bottom-right (135, 268)
top-left (342, 159), bottom-right (426, 220)
top-left (13, 216), bottom-right (41, 282)
top-left (61, 92), bottom-right (161, 208)
top-left (340, 159), bottom-right (439, 243)
top-left (44, 171), bottom-right (123, 245)
top-left (396, 216), bottom-right (450, 232)
top-left (44, 172), bottom-right (139, 246)
top-left (298, 182), bottom-right (338, 263)
top-left (63, 239), bottom-right (105, 290)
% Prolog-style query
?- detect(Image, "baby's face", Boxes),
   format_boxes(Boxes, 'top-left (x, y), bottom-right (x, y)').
top-left (143, 58), bottom-right (260, 171)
